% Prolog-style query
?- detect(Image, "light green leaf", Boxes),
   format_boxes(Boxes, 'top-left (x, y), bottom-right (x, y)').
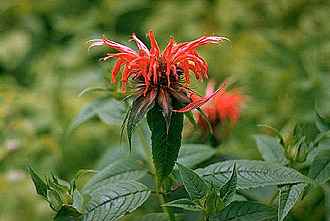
top-left (47, 189), bottom-right (63, 211)
top-left (254, 135), bottom-right (288, 165)
top-left (197, 160), bottom-right (309, 189)
top-left (82, 181), bottom-right (150, 221)
top-left (177, 144), bottom-right (216, 168)
top-left (162, 198), bottom-right (202, 212)
top-left (278, 183), bottom-right (306, 221)
top-left (147, 105), bottom-right (183, 181)
top-left (177, 163), bottom-right (208, 200)
top-left (28, 166), bottom-right (48, 198)
top-left (83, 157), bottom-right (147, 193)
top-left (68, 97), bottom-right (124, 132)
top-left (315, 111), bottom-right (330, 132)
top-left (308, 149), bottom-right (330, 184)
top-left (210, 201), bottom-right (277, 221)
top-left (219, 163), bottom-right (237, 205)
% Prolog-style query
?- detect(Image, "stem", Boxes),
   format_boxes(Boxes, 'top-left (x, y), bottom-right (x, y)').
top-left (137, 127), bottom-right (175, 221)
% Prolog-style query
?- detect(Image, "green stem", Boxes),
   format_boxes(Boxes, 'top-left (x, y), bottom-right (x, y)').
top-left (156, 176), bottom-right (176, 221)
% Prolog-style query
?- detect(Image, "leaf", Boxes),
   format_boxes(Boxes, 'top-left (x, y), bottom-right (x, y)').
top-left (83, 157), bottom-right (147, 192)
top-left (82, 181), bottom-right (150, 221)
top-left (219, 163), bottom-right (237, 205)
top-left (28, 166), bottom-right (48, 198)
top-left (54, 205), bottom-right (82, 221)
top-left (210, 201), bottom-right (277, 221)
top-left (205, 189), bottom-right (224, 215)
top-left (308, 149), bottom-right (330, 184)
top-left (184, 111), bottom-right (197, 127)
top-left (162, 198), bottom-right (202, 212)
top-left (315, 111), bottom-right (330, 132)
top-left (278, 183), bottom-right (306, 221)
top-left (68, 97), bottom-right (124, 132)
top-left (177, 163), bottom-right (208, 200)
top-left (127, 91), bottom-right (157, 148)
top-left (147, 105), bottom-right (184, 181)
top-left (197, 160), bottom-right (309, 189)
top-left (254, 135), bottom-right (288, 165)
top-left (141, 213), bottom-right (169, 221)
top-left (47, 189), bottom-right (63, 211)
top-left (177, 144), bottom-right (216, 168)
top-left (78, 86), bottom-right (107, 97)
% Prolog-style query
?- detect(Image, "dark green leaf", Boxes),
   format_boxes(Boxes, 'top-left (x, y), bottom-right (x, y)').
top-left (315, 111), bottom-right (330, 132)
top-left (147, 105), bottom-right (183, 181)
top-left (210, 201), bottom-right (277, 221)
top-left (278, 183), bottom-right (306, 221)
top-left (177, 144), bottom-right (216, 168)
top-left (141, 213), bottom-right (169, 221)
top-left (308, 149), bottom-right (330, 184)
top-left (220, 163), bottom-right (237, 205)
top-left (205, 188), bottom-right (224, 215)
top-left (82, 181), bottom-right (150, 221)
top-left (54, 205), bottom-right (82, 221)
top-left (177, 163), bottom-right (208, 200)
top-left (197, 160), bottom-right (310, 189)
top-left (254, 135), bottom-right (288, 165)
top-left (28, 166), bottom-right (48, 198)
top-left (162, 198), bottom-right (202, 212)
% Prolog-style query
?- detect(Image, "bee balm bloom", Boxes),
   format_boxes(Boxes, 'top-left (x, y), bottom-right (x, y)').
top-left (89, 31), bottom-right (227, 139)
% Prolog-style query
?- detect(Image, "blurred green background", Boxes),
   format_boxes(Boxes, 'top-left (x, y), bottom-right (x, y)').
top-left (0, 0), bottom-right (329, 220)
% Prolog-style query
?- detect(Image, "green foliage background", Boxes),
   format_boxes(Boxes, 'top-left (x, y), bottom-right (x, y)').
top-left (0, 0), bottom-right (329, 220)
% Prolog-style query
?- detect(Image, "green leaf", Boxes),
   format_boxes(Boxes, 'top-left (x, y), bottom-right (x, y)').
top-left (68, 97), bottom-right (124, 132)
top-left (47, 189), bottom-right (63, 211)
top-left (184, 111), bottom-right (197, 127)
top-left (308, 149), bottom-right (330, 184)
top-left (315, 111), bottom-right (330, 132)
top-left (162, 198), bottom-right (202, 212)
top-left (219, 163), bottom-right (237, 205)
top-left (141, 213), bottom-right (169, 221)
top-left (28, 166), bottom-right (48, 198)
top-left (82, 181), bottom-right (150, 221)
top-left (54, 205), bottom-right (82, 221)
top-left (83, 157), bottom-right (147, 192)
top-left (205, 188), bottom-right (224, 215)
top-left (177, 163), bottom-right (208, 200)
top-left (278, 183), bottom-right (306, 221)
top-left (197, 160), bottom-right (309, 189)
top-left (323, 184), bottom-right (330, 221)
top-left (177, 144), bottom-right (216, 168)
top-left (78, 86), bottom-right (107, 97)
top-left (147, 105), bottom-right (183, 181)
top-left (210, 201), bottom-right (277, 221)
top-left (254, 135), bottom-right (288, 165)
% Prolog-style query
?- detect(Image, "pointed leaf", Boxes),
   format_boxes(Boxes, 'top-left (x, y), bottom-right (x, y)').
top-left (197, 160), bottom-right (310, 189)
top-left (278, 183), bottom-right (306, 221)
top-left (147, 105), bottom-right (183, 181)
top-left (28, 167), bottom-right (48, 198)
top-left (219, 163), bottom-right (237, 205)
top-left (54, 205), bottom-right (82, 221)
top-left (255, 135), bottom-right (288, 165)
top-left (205, 188), bottom-right (224, 215)
top-left (308, 149), bottom-right (330, 184)
top-left (83, 181), bottom-right (150, 221)
top-left (210, 201), bottom-right (277, 221)
top-left (162, 198), bottom-right (202, 211)
top-left (177, 163), bottom-right (208, 200)
top-left (177, 144), bottom-right (216, 168)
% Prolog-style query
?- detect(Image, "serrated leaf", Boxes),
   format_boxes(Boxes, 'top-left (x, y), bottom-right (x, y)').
top-left (83, 157), bottom-right (147, 192)
top-left (82, 181), bottom-right (150, 221)
top-left (147, 105), bottom-right (183, 181)
top-left (28, 167), bottom-right (48, 198)
top-left (197, 160), bottom-right (309, 189)
top-left (141, 213), bottom-right (169, 221)
top-left (219, 163), bottom-right (237, 205)
top-left (68, 97), bottom-right (124, 132)
top-left (177, 144), bottom-right (216, 168)
top-left (54, 205), bottom-right (82, 221)
top-left (210, 201), bottom-right (277, 221)
top-left (315, 111), bottom-right (330, 132)
top-left (162, 198), bottom-right (202, 212)
top-left (255, 135), bottom-right (288, 165)
top-left (177, 163), bottom-right (208, 200)
top-left (278, 183), bottom-right (306, 221)
top-left (308, 149), bottom-right (330, 184)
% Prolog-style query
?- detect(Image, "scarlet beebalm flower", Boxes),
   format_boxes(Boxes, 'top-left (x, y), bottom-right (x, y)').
top-left (195, 82), bottom-right (244, 131)
top-left (89, 31), bottom-right (227, 142)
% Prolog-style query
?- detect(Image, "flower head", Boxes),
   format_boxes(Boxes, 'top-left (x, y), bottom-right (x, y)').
top-left (89, 31), bottom-right (228, 144)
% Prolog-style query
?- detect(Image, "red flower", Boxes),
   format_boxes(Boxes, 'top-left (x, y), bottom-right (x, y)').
top-left (89, 31), bottom-right (228, 141)
top-left (195, 81), bottom-right (244, 130)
